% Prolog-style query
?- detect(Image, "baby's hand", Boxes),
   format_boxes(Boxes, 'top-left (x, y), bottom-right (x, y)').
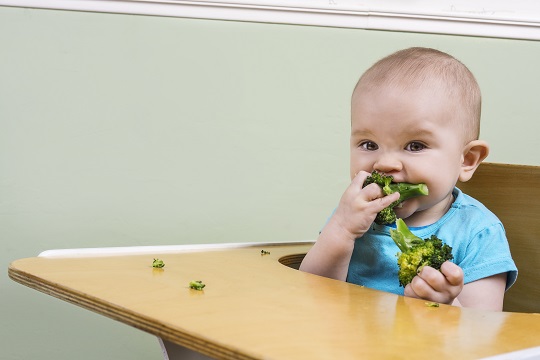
top-left (404, 261), bottom-right (464, 304)
top-left (328, 171), bottom-right (400, 241)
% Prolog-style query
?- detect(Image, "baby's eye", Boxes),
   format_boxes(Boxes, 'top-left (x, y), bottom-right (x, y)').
top-left (360, 141), bottom-right (378, 151)
top-left (405, 142), bottom-right (427, 152)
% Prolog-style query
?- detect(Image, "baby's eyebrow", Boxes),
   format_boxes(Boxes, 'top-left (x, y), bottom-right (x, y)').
top-left (402, 128), bottom-right (437, 138)
top-left (350, 128), bottom-right (375, 137)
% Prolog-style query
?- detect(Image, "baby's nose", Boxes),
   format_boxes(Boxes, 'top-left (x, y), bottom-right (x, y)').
top-left (373, 153), bottom-right (402, 174)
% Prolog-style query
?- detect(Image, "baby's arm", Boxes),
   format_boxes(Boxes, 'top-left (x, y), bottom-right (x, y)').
top-left (453, 273), bottom-right (507, 310)
top-left (404, 262), bottom-right (507, 311)
top-left (299, 171), bottom-right (400, 281)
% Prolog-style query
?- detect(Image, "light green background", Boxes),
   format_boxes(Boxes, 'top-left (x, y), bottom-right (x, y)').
top-left (1, 6), bottom-right (539, 359)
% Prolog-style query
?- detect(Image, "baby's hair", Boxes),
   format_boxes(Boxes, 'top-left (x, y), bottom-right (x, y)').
top-left (353, 47), bottom-right (482, 142)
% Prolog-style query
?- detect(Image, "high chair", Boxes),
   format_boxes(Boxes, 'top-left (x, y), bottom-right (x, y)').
top-left (458, 162), bottom-right (540, 313)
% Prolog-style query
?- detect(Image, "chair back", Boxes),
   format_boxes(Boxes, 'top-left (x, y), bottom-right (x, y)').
top-left (458, 162), bottom-right (540, 313)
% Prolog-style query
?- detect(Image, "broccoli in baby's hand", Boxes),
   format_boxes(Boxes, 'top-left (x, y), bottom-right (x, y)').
top-left (390, 219), bottom-right (453, 287)
top-left (363, 171), bottom-right (429, 225)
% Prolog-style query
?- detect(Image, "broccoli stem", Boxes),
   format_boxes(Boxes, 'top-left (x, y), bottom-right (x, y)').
top-left (387, 182), bottom-right (429, 203)
top-left (390, 218), bottom-right (422, 253)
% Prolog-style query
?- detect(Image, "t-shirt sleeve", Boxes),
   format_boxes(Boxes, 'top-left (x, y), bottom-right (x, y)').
top-left (456, 223), bottom-right (517, 290)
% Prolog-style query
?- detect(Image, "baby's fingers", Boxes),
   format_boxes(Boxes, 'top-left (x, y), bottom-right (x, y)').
top-left (351, 170), bottom-right (372, 186)
top-left (409, 264), bottom-right (463, 304)
top-left (342, 171), bottom-right (400, 220)
top-left (440, 261), bottom-right (464, 288)
top-left (374, 190), bottom-right (400, 209)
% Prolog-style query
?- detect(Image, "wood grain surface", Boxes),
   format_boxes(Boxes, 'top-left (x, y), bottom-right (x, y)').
top-left (8, 242), bottom-right (540, 360)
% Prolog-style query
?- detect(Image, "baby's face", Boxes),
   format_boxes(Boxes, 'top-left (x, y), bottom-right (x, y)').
top-left (350, 84), bottom-right (468, 226)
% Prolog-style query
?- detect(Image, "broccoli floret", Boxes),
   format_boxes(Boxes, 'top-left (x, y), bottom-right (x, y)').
top-left (363, 171), bottom-right (429, 225)
top-left (189, 280), bottom-right (206, 291)
top-left (390, 219), bottom-right (453, 287)
top-left (152, 258), bottom-right (165, 268)
top-left (373, 207), bottom-right (396, 227)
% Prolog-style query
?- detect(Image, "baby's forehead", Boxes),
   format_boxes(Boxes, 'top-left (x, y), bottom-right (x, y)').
top-left (353, 78), bottom-right (457, 108)
top-left (352, 81), bottom-right (478, 142)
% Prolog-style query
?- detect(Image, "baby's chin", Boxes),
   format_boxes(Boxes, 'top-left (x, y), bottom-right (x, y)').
top-left (394, 201), bottom-right (446, 227)
top-left (393, 201), bottom-right (421, 221)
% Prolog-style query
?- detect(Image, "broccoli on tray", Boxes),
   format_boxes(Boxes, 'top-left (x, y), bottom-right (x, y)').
top-left (390, 218), bottom-right (453, 287)
top-left (189, 280), bottom-right (206, 291)
top-left (152, 258), bottom-right (165, 268)
top-left (363, 171), bottom-right (429, 225)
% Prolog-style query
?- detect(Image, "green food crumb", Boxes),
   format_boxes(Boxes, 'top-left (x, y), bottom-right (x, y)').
top-left (189, 280), bottom-right (206, 291)
top-left (152, 258), bottom-right (165, 268)
top-left (425, 302), bottom-right (440, 307)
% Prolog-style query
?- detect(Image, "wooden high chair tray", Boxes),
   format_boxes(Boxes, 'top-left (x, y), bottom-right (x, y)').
top-left (8, 242), bottom-right (540, 360)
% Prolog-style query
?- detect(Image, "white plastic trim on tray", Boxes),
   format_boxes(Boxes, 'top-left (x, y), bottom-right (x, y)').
top-left (38, 240), bottom-right (315, 258)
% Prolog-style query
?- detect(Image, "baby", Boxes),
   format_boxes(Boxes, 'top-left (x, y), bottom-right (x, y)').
top-left (299, 47), bottom-right (517, 311)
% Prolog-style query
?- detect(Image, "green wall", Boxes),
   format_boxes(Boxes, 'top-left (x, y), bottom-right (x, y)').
top-left (2, 6), bottom-right (539, 359)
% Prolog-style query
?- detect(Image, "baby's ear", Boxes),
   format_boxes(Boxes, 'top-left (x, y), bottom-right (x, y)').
top-left (459, 140), bottom-right (489, 182)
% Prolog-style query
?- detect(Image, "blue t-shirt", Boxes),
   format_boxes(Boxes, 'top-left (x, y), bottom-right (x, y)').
top-left (346, 188), bottom-right (518, 295)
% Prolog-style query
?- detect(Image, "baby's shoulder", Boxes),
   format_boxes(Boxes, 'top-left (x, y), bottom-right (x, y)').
top-left (452, 188), bottom-right (501, 225)
top-left (432, 188), bottom-right (505, 249)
